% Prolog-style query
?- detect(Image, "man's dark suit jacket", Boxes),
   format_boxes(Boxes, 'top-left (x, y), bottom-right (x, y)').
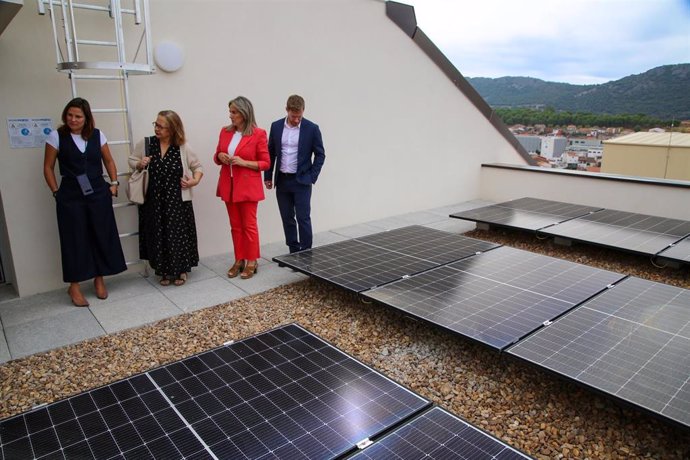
top-left (264, 117), bottom-right (325, 186)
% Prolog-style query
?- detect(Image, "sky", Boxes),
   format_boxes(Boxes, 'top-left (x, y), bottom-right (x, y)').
top-left (406, 0), bottom-right (690, 85)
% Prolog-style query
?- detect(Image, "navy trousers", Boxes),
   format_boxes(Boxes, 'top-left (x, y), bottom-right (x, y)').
top-left (276, 174), bottom-right (312, 253)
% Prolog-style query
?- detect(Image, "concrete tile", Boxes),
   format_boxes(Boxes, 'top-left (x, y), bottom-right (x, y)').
top-left (396, 210), bottom-right (445, 226)
top-left (5, 309), bottom-right (105, 359)
top-left (0, 289), bottom-right (75, 328)
top-left (227, 262), bottom-right (307, 295)
top-left (261, 240), bottom-right (290, 261)
top-left (199, 252), bottom-right (235, 278)
top-left (0, 329), bottom-right (11, 364)
top-left (423, 218), bottom-right (478, 234)
top-left (96, 273), bottom-right (160, 303)
top-left (366, 215), bottom-right (409, 231)
top-left (90, 292), bottom-right (182, 334)
top-left (162, 277), bottom-right (248, 313)
top-left (428, 200), bottom-right (494, 217)
top-left (312, 231), bottom-right (348, 247)
top-left (330, 223), bottom-right (381, 239)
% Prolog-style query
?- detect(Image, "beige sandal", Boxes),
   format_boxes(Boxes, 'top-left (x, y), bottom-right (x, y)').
top-left (173, 273), bottom-right (187, 286)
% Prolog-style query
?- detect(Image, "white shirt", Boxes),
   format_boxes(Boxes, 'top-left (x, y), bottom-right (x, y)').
top-left (280, 118), bottom-right (300, 173)
top-left (46, 129), bottom-right (108, 152)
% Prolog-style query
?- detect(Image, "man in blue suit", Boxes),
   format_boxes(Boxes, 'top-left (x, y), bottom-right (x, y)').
top-left (264, 95), bottom-right (325, 253)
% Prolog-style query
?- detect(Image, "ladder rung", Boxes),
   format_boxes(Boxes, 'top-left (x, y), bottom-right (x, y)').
top-left (72, 74), bottom-right (125, 80)
top-left (92, 108), bottom-right (127, 114)
top-left (108, 140), bottom-right (130, 146)
top-left (113, 202), bottom-right (136, 209)
top-left (117, 172), bottom-right (133, 178)
top-left (38, 1), bottom-right (137, 15)
top-left (119, 231), bottom-right (139, 238)
top-left (125, 259), bottom-right (144, 267)
top-left (75, 40), bottom-right (117, 47)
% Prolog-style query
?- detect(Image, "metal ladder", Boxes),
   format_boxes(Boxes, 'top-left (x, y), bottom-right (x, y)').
top-left (37, 0), bottom-right (154, 268)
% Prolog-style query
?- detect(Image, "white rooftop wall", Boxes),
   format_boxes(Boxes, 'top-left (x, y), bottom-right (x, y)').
top-left (0, 0), bottom-right (526, 296)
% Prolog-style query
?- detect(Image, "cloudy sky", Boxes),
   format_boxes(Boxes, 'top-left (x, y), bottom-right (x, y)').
top-left (406, 0), bottom-right (690, 85)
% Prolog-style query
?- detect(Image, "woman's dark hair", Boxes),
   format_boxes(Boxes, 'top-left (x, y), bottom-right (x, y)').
top-left (57, 97), bottom-right (95, 140)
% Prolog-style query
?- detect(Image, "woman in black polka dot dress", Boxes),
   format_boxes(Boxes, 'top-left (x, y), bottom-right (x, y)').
top-left (129, 111), bottom-right (203, 285)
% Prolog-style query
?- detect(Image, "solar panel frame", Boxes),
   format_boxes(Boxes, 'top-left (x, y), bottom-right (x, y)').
top-left (363, 246), bottom-right (626, 350)
top-left (449, 197), bottom-right (602, 231)
top-left (0, 324), bottom-right (432, 460)
top-left (348, 406), bottom-right (532, 459)
top-left (273, 225), bottom-right (500, 293)
top-left (540, 209), bottom-right (690, 257)
top-left (507, 277), bottom-right (690, 429)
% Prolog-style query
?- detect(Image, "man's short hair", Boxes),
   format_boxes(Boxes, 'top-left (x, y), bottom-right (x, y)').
top-left (286, 95), bottom-right (305, 111)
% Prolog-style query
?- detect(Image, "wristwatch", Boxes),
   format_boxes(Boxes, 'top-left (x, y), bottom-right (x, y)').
top-left (110, 180), bottom-right (120, 186)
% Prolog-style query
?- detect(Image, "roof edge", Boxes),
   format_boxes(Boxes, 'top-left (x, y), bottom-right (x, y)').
top-left (385, 1), bottom-right (535, 166)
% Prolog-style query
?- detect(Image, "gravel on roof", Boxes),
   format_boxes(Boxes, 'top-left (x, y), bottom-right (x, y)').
top-left (0, 228), bottom-right (688, 459)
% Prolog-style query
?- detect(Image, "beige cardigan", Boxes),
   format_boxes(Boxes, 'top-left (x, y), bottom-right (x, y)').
top-left (129, 137), bottom-right (203, 202)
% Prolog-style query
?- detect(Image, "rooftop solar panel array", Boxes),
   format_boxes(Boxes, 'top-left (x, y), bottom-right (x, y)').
top-left (273, 224), bottom-right (689, 428)
top-left (349, 406), bottom-right (530, 460)
top-left (449, 197), bottom-right (690, 263)
top-left (449, 197), bottom-right (602, 231)
top-left (508, 277), bottom-right (690, 428)
top-left (363, 246), bottom-right (625, 350)
top-left (540, 209), bottom-right (690, 258)
top-left (273, 225), bottom-right (499, 292)
top-left (0, 324), bottom-right (436, 460)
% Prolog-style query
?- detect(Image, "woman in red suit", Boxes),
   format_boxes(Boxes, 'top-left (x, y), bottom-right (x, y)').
top-left (214, 96), bottom-right (270, 279)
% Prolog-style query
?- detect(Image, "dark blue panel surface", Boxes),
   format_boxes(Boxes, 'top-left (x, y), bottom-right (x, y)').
top-left (508, 277), bottom-right (690, 428)
top-left (541, 209), bottom-right (690, 257)
top-left (273, 225), bottom-right (499, 293)
top-left (450, 197), bottom-right (601, 231)
top-left (0, 324), bottom-right (431, 460)
top-left (656, 236), bottom-right (690, 264)
top-left (364, 247), bottom-right (624, 350)
top-left (350, 407), bottom-right (531, 459)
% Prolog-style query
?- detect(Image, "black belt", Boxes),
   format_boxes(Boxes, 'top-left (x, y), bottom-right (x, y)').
top-left (278, 172), bottom-right (296, 177)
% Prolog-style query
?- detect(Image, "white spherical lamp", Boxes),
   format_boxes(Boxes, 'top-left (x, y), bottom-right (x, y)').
top-left (154, 41), bottom-right (184, 73)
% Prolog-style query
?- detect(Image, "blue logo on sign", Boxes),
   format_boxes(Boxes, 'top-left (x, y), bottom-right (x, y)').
top-left (21, 128), bottom-right (30, 136)
top-left (44, 128), bottom-right (52, 135)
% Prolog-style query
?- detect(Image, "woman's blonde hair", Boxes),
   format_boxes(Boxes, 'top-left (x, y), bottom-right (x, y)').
top-left (226, 96), bottom-right (257, 136)
top-left (158, 110), bottom-right (186, 146)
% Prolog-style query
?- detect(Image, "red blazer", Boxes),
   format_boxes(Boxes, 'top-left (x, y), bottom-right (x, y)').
top-left (214, 126), bottom-right (270, 203)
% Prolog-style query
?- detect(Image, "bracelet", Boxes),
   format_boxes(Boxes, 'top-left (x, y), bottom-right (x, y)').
top-left (110, 180), bottom-right (120, 186)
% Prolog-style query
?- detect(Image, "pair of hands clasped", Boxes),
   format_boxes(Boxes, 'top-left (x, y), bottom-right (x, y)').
top-left (217, 152), bottom-right (251, 168)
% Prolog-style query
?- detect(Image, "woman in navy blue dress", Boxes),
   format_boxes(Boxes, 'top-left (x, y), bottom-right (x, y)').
top-left (43, 98), bottom-right (126, 307)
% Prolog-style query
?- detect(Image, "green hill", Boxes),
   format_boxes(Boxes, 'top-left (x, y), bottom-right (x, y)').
top-left (467, 64), bottom-right (690, 120)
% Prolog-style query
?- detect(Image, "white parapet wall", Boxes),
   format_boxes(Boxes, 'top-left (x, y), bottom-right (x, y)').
top-left (480, 164), bottom-right (690, 220)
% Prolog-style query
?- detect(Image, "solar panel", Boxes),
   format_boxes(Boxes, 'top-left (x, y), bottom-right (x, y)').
top-left (541, 209), bottom-right (690, 257)
top-left (350, 406), bottom-right (531, 460)
top-left (273, 226), bottom-right (499, 293)
top-left (449, 197), bottom-right (601, 231)
top-left (356, 225), bottom-right (500, 265)
top-left (0, 324), bottom-right (431, 459)
top-left (656, 236), bottom-right (690, 264)
top-left (508, 277), bottom-right (690, 428)
top-left (363, 247), bottom-right (625, 350)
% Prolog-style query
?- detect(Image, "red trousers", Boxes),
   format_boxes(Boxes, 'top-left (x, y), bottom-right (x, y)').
top-left (225, 201), bottom-right (260, 260)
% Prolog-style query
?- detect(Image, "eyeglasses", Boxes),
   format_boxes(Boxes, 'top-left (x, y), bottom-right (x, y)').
top-left (152, 122), bottom-right (169, 130)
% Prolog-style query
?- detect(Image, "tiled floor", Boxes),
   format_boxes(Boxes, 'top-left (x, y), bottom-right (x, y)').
top-left (0, 201), bottom-right (488, 363)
